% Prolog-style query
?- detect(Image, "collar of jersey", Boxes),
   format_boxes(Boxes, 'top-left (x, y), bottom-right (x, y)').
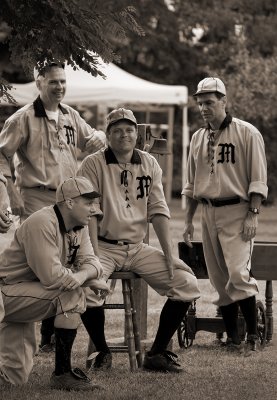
top-left (104, 146), bottom-right (142, 165)
top-left (53, 204), bottom-right (84, 233)
top-left (33, 96), bottom-right (69, 118)
top-left (205, 113), bottom-right (232, 131)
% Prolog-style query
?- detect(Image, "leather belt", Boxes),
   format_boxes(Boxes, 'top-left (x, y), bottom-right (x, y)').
top-left (33, 186), bottom-right (56, 191)
top-left (201, 196), bottom-right (241, 207)
top-left (98, 236), bottom-right (129, 246)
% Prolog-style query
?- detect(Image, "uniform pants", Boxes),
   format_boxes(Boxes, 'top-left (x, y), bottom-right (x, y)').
top-left (85, 242), bottom-right (200, 307)
top-left (201, 201), bottom-right (259, 306)
top-left (20, 188), bottom-right (56, 221)
top-left (0, 281), bottom-right (86, 385)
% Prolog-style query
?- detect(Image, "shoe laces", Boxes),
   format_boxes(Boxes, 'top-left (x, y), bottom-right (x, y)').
top-left (162, 350), bottom-right (180, 366)
top-left (72, 368), bottom-right (91, 382)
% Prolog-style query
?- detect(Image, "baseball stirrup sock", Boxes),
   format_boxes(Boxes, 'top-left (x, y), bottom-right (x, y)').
top-left (238, 296), bottom-right (257, 336)
top-left (149, 299), bottom-right (190, 355)
top-left (40, 316), bottom-right (55, 346)
top-left (54, 328), bottom-right (77, 375)
top-left (220, 302), bottom-right (240, 344)
top-left (81, 306), bottom-right (110, 353)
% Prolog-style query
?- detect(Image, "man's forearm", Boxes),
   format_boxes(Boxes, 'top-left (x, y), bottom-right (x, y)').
top-left (151, 214), bottom-right (172, 258)
top-left (184, 195), bottom-right (198, 223)
top-left (249, 193), bottom-right (263, 210)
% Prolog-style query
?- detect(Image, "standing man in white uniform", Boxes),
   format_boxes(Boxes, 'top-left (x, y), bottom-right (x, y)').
top-left (0, 62), bottom-right (106, 351)
top-left (182, 77), bottom-right (268, 354)
top-left (0, 176), bottom-right (110, 390)
top-left (78, 108), bottom-right (200, 373)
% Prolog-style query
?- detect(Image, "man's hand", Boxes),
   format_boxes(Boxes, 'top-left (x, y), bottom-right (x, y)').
top-left (0, 209), bottom-right (12, 233)
top-left (59, 271), bottom-right (87, 291)
top-left (85, 130), bottom-right (106, 153)
top-left (6, 178), bottom-right (25, 217)
top-left (173, 257), bottom-right (195, 276)
top-left (89, 279), bottom-right (112, 299)
top-left (242, 212), bottom-right (258, 241)
top-left (183, 222), bottom-right (194, 248)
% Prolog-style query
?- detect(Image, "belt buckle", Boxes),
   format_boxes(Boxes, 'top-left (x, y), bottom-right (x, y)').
top-left (202, 198), bottom-right (212, 206)
top-left (117, 241), bottom-right (125, 246)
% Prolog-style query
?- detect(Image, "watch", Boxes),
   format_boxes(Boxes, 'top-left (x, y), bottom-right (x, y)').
top-left (248, 207), bottom-right (260, 215)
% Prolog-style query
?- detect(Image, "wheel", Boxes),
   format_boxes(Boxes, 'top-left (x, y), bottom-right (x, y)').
top-left (177, 315), bottom-right (193, 348)
top-left (256, 300), bottom-right (267, 347)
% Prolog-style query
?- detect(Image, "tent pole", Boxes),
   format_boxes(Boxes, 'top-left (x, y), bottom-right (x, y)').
top-left (181, 105), bottom-right (189, 209)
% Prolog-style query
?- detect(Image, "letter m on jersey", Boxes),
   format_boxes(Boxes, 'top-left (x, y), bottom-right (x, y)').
top-left (217, 143), bottom-right (235, 164)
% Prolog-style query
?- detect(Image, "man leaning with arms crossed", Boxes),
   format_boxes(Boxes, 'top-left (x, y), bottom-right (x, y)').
top-left (0, 176), bottom-right (110, 391)
top-left (182, 77), bottom-right (268, 355)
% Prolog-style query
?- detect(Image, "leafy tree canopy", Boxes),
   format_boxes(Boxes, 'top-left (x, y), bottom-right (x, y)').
top-left (0, 0), bottom-right (143, 101)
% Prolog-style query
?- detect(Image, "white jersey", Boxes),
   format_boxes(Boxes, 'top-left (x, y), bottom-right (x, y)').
top-left (182, 116), bottom-right (268, 200)
top-left (78, 147), bottom-right (170, 244)
top-left (0, 96), bottom-right (97, 189)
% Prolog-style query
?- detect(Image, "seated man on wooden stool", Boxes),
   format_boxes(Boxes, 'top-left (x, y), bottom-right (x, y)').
top-left (78, 108), bottom-right (200, 373)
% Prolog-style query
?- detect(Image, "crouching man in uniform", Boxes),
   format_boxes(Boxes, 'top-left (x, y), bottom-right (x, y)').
top-left (0, 176), bottom-right (110, 391)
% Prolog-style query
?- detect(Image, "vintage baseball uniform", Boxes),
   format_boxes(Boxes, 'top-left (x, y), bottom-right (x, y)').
top-left (182, 115), bottom-right (268, 306)
top-left (0, 205), bottom-right (102, 385)
top-left (78, 147), bottom-right (200, 307)
top-left (0, 96), bottom-right (98, 217)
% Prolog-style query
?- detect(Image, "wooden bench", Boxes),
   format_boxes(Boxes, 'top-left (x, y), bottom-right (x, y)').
top-left (177, 240), bottom-right (277, 348)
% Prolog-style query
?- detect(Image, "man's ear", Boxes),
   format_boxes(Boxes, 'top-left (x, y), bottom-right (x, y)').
top-left (35, 79), bottom-right (41, 91)
top-left (221, 95), bottom-right (227, 108)
top-left (65, 198), bottom-right (73, 209)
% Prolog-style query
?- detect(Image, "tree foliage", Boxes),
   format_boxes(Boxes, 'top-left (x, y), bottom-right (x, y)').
top-left (0, 0), bottom-right (144, 101)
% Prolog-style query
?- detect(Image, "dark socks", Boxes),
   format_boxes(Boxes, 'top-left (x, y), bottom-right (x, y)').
top-left (150, 299), bottom-right (190, 355)
top-left (81, 306), bottom-right (110, 353)
top-left (220, 302), bottom-right (240, 344)
top-left (238, 296), bottom-right (257, 336)
top-left (54, 327), bottom-right (77, 375)
top-left (40, 316), bottom-right (55, 345)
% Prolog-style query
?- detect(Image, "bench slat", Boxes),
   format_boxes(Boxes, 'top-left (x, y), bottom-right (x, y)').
top-left (178, 241), bottom-right (277, 281)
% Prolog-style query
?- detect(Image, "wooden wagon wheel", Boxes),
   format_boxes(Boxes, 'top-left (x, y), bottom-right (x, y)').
top-left (256, 300), bottom-right (267, 347)
top-left (177, 314), bottom-right (193, 348)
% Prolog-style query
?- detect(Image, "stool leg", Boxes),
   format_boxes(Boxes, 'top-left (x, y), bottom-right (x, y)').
top-left (122, 279), bottom-right (137, 371)
top-left (128, 280), bottom-right (143, 367)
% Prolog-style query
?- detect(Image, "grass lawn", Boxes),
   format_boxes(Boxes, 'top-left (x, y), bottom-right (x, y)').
top-left (1, 199), bottom-right (277, 399)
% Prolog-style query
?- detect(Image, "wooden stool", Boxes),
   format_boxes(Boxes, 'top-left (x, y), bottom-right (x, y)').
top-left (87, 271), bottom-right (143, 371)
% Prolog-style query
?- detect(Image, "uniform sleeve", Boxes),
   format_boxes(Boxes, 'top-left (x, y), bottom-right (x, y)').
top-left (23, 215), bottom-right (75, 289)
top-left (71, 109), bottom-right (96, 152)
top-left (73, 227), bottom-right (103, 279)
top-left (0, 113), bottom-right (25, 177)
top-left (147, 156), bottom-right (170, 221)
top-left (246, 129), bottom-right (268, 199)
top-left (181, 133), bottom-right (196, 198)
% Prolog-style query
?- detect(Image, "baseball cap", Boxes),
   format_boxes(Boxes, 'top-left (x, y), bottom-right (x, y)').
top-left (106, 108), bottom-right (137, 130)
top-left (56, 176), bottom-right (100, 203)
top-left (193, 77), bottom-right (226, 96)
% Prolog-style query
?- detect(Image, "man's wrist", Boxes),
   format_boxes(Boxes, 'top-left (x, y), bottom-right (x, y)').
top-left (248, 207), bottom-right (260, 215)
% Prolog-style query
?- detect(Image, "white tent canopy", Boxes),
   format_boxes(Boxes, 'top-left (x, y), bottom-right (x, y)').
top-left (10, 63), bottom-right (187, 106)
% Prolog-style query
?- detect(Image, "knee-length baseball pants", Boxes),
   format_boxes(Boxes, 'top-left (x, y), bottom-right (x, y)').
top-left (0, 281), bottom-right (86, 385)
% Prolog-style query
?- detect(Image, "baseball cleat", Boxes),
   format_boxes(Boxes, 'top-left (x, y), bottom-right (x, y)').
top-left (50, 368), bottom-right (102, 391)
top-left (143, 350), bottom-right (184, 373)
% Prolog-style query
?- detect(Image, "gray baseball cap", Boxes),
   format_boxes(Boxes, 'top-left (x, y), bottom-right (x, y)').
top-left (56, 176), bottom-right (100, 202)
top-left (193, 77), bottom-right (226, 96)
top-left (106, 108), bottom-right (137, 130)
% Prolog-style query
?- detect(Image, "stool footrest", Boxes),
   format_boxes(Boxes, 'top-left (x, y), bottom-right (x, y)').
top-left (104, 304), bottom-right (125, 309)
